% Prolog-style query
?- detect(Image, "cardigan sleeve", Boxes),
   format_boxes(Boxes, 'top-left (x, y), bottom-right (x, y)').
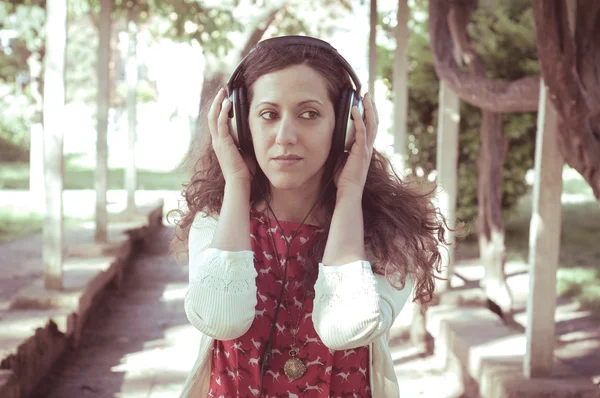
top-left (312, 260), bottom-right (414, 350)
top-left (184, 212), bottom-right (258, 340)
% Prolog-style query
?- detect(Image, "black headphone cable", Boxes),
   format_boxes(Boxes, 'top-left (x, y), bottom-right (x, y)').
top-left (247, 167), bottom-right (337, 398)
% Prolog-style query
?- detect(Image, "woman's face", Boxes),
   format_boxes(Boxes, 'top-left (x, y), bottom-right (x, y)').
top-left (248, 64), bottom-right (336, 192)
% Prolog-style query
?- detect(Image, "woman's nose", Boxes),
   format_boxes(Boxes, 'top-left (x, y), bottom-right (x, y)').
top-left (275, 116), bottom-right (298, 146)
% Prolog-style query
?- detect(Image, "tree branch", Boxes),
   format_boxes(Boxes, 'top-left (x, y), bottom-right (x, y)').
top-left (240, 6), bottom-right (284, 59)
top-left (428, 0), bottom-right (540, 113)
top-left (532, 0), bottom-right (600, 199)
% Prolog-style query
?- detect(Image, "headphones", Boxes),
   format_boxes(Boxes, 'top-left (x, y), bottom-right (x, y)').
top-left (226, 35), bottom-right (364, 154)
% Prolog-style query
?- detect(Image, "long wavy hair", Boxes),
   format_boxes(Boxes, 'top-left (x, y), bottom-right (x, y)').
top-left (170, 40), bottom-right (449, 305)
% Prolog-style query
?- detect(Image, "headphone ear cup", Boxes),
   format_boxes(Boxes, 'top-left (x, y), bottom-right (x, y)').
top-left (230, 87), bottom-right (252, 152)
top-left (333, 88), bottom-right (353, 154)
top-left (237, 85), bottom-right (253, 153)
top-left (229, 89), bottom-right (241, 149)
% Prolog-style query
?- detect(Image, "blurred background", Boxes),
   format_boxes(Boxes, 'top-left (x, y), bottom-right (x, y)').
top-left (1, 0), bottom-right (599, 396)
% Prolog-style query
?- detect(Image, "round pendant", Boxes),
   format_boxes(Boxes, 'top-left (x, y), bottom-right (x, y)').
top-left (284, 357), bottom-right (306, 380)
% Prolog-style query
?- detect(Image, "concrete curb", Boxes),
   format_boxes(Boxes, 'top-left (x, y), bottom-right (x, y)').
top-left (426, 305), bottom-right (600, 398)
top-left (0, 200), bottom-right (164, 398)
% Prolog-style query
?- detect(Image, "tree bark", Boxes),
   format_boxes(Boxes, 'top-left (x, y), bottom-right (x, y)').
top-left (95, 0), bottom-right (111, 243)
top-left (42, 0), bottom-right (67, 290)
top-left (428, 0), bottom-right (540, 113)
top-left (531, 0), bottom-right (600, 199)
top-left (476, 112), bottom-right (513, 317)
top-left (126, 4), bottom-right (138, 215)
top-left (368, 0), bottom-right (377, 96)
top-left (444, 0), bottom-right (514, 316)
top-left (392, 0), bottom-right (409, 160)
top-left (28, 52), bottom-right (44, 207)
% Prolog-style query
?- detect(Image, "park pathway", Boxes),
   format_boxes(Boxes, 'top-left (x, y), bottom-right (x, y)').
top-left (31, 225), bottom-right (199, 398)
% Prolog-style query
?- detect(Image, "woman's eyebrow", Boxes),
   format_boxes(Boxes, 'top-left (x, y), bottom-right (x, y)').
top-left (253, 99), bottom-right (324, 109)
top-left (297, 99), bottom-right (324, 106)
top-left (255, 101), bottom-right (279, 108)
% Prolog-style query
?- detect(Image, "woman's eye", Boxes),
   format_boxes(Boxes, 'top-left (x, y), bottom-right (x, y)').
top-left (260, 111), bottom-right (277, 120)
top-left (300, 111), bottom-right (319, 120)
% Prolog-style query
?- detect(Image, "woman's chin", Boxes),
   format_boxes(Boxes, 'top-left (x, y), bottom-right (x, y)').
top-left (265, 173), bottom-right (307, 191)
top-left (269, 179), bottom-right (305, 191)
top-left (264, 167), bottom-right (324, 192)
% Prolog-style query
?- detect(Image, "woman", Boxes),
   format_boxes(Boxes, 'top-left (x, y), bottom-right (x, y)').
top-left (172, 36), bottom-right (447, 398)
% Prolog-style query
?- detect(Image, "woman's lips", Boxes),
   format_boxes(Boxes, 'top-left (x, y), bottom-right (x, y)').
top-left (273, 157), bottom-right (302, 166)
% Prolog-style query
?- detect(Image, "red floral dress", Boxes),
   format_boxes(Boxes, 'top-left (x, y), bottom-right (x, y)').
top-left (207, 209), bottom-right (371, 398)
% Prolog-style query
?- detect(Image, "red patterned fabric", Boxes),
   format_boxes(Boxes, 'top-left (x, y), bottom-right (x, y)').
top-left (207, 209), bottom-right (371, 397)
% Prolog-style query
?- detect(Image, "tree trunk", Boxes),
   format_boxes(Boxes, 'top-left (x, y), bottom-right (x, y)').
top-left (368, 0), bottom-right (377, 96)
top-left (28, 52), bottom-right (44, 207)
top-left (531, 0), bottom-right (600, 199)
top-left (477, 112), bottom-right (513, 318)
top-left (392, 0), bottom-right (409, 161)
top-left (42, 0), bottom-right (67, 290)
top-left (95, 0), bottom-right (111, 243)
top-left (428, 0), bottom-right (540, 113)
top-left (444, 0), bottom-right (514, 316)
top-left (125, 4), bottom-right (138, 215)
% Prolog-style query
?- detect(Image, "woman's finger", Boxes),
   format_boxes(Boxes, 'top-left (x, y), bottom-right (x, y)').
top-left (208, 88), bottom-right (226, 139)
top-left (363, 93), bottom-right (377, 147)
top-left (352, 105), bottom-right (367, 149)
top-left (217, 97), bottom-right (232, 140)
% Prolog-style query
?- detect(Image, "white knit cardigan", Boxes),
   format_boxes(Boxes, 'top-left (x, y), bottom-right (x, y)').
top-left (180, 212), bottom-right (414, 397)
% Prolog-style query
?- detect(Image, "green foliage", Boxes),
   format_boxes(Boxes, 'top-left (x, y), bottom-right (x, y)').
top-left (155, 3), bottom-right (241, 54)
top-left (152, 0), bottom-right (352, 53)
top-left (0, 86), bottom-right (33, 162)
top-left (0, 2), bottom-right (45, 161)
top-left (378, 0), bottom-right (539, 230)
top-left (115, 80), bottom-right (157, 104)
top-left (0, 108), bottom-right (30, 162)
top-left (0, 2), bottom-right (46, 81)
top-left (0, 208), bottom-right (43, 242)
top-left (64, 17), bottom-right (97, 105)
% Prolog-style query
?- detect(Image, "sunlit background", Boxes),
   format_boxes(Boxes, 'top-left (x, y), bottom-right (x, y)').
top-left (1, 0), bottom-right (599, 396)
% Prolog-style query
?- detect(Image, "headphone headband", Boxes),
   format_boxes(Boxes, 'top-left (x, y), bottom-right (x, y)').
top-left (226, 35), bottom-right (362, 95)
top-left (226, 35), bottom-right (364, 155)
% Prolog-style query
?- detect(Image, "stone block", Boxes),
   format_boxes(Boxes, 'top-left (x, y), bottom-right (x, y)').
top-left (427, 305), bottom-right (600, 397)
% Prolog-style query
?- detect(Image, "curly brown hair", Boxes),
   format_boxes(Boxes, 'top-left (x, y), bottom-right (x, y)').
top-left (170, 40), bottom-right (449, 305)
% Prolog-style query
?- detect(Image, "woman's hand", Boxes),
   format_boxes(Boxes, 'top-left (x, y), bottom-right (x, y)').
top-left (208, 88), bottom-right (255, 185)
top-left (334, 92), bottom-right (379, 198)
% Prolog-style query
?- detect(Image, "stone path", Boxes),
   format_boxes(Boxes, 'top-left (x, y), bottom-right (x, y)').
top-left (31, 226), bottom-right (198, 398)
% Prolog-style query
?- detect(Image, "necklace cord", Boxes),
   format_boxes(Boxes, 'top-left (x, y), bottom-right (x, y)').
top-left (248, 166), bottom-right (336, 397)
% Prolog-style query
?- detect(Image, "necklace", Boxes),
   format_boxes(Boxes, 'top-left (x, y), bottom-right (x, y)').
top-left (282, 283), bottom-right (307, 380)
top-left (264, 218), bottom-right (308, 381)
